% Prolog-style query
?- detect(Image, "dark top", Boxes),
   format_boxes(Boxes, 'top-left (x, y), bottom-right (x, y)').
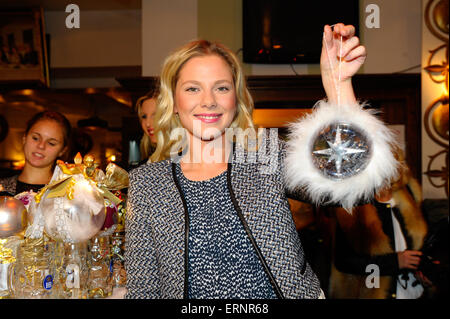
top-left (175, 163), bottom-right (276, 299)
top-left (16, 180), bottom-right (45, 195)
top-left (0, 174), bottom-right (45, 196)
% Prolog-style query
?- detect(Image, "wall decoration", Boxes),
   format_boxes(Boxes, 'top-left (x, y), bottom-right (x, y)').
top-left (423, 0), bottom-right (449, 197)
top-left (0, 7), bottom-right (49, 86)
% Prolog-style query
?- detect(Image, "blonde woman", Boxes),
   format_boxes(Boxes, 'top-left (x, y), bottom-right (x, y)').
top-left (135, 89), bottom-right (159, 163)
top-left (125, 24), bottom-right (395, 299)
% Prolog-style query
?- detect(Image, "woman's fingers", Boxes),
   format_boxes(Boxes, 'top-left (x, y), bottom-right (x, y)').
top-left (340, 36), bottom-right (360, 58)
top-left (332, 23), bottom-right (344, 35)
top-left (407, 252), bottom-right (423, 268)
top-left (323, 25), bottom-right (334, 49)
top-left (415, 271), bottom-right (433, 286)
top-left (342, 24), bottom-right (356, 38)
top-left (344, 45), bottom-right (367, 62)
top-left (324, 24), bottom-right (360, 57)
top-left (398, 250), bottom-right (424, 269)
top-left (333, 23), bottom-right (355, 38)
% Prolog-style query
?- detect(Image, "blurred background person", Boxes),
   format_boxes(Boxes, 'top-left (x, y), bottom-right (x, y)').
top-left (328, 149), bottom-right (431, 299)
top-left (107, 90), bottom-right (159, 299)
top-left (0, 110), bottom-right (71, 196)
top-left (135, 88), bottom-right (159, 165)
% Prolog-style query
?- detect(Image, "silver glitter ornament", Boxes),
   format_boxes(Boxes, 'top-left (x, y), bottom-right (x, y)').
top-left (311, 123), bottom-right (372, 180)
top-left (0, 196), bottom-right (27, 238)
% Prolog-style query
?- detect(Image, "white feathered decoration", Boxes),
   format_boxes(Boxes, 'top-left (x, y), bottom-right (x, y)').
top-left (284, 100), bottom-right (400, 212)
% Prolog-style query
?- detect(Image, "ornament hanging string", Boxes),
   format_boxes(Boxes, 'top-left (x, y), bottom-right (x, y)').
top-left (323, 24), bottom-right (343, 106)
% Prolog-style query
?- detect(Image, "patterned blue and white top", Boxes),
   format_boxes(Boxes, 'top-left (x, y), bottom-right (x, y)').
top-left (175, 164), bottom-right (276, 299)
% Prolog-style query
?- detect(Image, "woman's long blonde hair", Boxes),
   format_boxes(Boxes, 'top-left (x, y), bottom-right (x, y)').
top-left (135, 88), bottom-right (159, 161)
top-left (150, 40), bottom-right (255, 163)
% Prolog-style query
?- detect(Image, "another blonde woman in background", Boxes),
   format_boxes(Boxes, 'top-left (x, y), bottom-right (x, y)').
top-left (135, 88), bottom-right (159, 164)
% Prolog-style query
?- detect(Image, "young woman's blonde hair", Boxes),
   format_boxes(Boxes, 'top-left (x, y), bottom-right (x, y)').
top-left (150, 39), bottom-right (256, 162)
top-left (135, 88), bottom-right (159, 161)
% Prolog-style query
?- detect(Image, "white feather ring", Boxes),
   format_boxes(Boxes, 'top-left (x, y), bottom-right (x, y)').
top-left (284, 100), bottom-right (400, 212)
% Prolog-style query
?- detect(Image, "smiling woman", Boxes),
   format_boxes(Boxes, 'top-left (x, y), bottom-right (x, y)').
top-left (125, 24), bottom-right (399, 300)
top-left (174, 55), bottom-right (237, 143)
top-left (0, 111), bottom-right (71, 196)
top-left (150, 39), bottom-right (255, 165)
top-left (125, 38), bottom-right (327, 300)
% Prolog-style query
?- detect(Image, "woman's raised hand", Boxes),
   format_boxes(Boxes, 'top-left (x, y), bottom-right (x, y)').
top-left (320, 23), bottom-right (367, 105)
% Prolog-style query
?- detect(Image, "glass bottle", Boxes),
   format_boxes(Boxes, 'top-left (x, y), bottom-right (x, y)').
top-left (87, 235), bottom-right (113, 298)
top-left (1, 237), bottom-right (21, 298)
top-left (111, 231), bottom-right (126, 288)
top-left (54, 241), bottom-right (88, 299)
top-left (9, 238), bottom-right (55, 299)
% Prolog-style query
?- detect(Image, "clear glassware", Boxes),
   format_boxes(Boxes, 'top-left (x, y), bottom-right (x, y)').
top-left (0, 262), bottom-right (11, 298)
top-left (54, 241), bottom-right (89, 299)
top-left (9, 238), bottom-right (56, 299)
top-left (0, 237), bottom-right (22, 299)
top-left (111, 231), bottom-right (126, 288)
top-left (87, 235), bottom-right (113, 298)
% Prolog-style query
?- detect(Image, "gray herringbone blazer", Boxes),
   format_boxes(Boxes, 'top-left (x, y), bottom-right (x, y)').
top-left (125, 138), bottom-right (322, 299)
